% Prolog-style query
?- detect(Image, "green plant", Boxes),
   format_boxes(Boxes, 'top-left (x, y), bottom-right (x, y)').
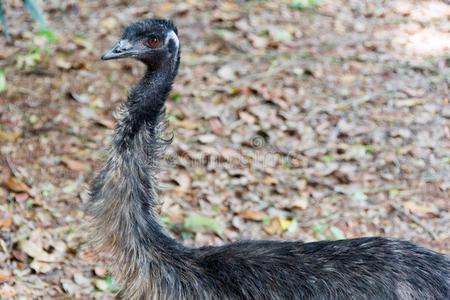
top-left (16, 28), bottom-right (58, 70)
top-left (290, 0), bottom-right (320, 10)
top-left (0, 68), bottom-right (6, 93)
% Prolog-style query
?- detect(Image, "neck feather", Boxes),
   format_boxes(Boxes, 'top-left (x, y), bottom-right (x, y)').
top-left (88, 63), bottom-right (187, 292)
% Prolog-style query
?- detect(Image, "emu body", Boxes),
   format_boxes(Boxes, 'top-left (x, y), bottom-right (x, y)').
top-left (87, 19), bottom-right (450, 300)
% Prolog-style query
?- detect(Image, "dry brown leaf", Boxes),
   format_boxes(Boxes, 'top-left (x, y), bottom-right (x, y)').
top-left (395, 98), bottom-right (426, 107)
top-left (30, 260), bottom-right (53, 274)
top-left (264, 217), bottom-right (283, 235)
top-left (2, 177), bottom-right (32, 195)
top-left (20, 240), bottom-right (62, 263)
top-left (94, 266), bottom-right (107, 278)
top-left (209, 118), bottom-right (225, 136)
top-left (95, 117), bottom-right (116, 129)
top-left (263, 176), bottom-right (278, 185)
top-left (0, 218), bottom-right (12, 228)
top-left (0, 270), bottom-right (13, 284)
top-left (174, 172), bottom-right (191, 192)
top-left (100, 17), bottom-right (119, 32)
top-left (172, 119), bottom-right (200, 129)
top-left (0, 284), bottom-right (16, 298)
top-left (61, 158), bottom-right (87, 172)
top-left (11, 250), bottom-right (27, 263)
top-left (238, 111), bottom-right (256, 124)
top-left (14, 193), bottom-right (29, 203)
top-left (0, 130), bottom-right (21, 142)
top-left (264, 217), bottom-right (296, 235)
top-left (403, 201), bottom-right (439, 217)
top-left (238, 210), bottom-right (265, 221)
top-left (55, 58), bottom-right (72, 70)
top-left (289, 198), bottom-right (309, 210)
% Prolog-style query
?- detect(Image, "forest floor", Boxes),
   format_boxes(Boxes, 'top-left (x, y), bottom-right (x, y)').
top-left (0, 0), bottom-right (449, 298)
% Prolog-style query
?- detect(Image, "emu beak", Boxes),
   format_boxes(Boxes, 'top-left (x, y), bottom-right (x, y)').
top-left (101, 39), bottom-right (136, 60)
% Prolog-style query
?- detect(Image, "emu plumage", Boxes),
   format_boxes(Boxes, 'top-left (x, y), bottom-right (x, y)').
top-left (87, 19), bottom-right (450, 300)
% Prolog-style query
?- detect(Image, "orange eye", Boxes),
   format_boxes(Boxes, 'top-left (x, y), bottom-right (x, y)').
top-left (145, 37), bottom-right (160, 48)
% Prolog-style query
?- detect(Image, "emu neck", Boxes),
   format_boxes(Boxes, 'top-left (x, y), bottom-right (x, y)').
top-left (114, 67), bottom-right (173, 148)
top-left (126, 68), bottom-right (172, 122)
top-left (89, 63), bottom-right (186, 285)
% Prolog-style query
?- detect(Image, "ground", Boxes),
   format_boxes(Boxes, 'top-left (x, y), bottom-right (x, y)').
top-left (0, 0), bottom-right (449, 298)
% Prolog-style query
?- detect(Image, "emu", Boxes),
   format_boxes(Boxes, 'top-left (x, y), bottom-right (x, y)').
top-left (87, 19), bottom-right (450, 300)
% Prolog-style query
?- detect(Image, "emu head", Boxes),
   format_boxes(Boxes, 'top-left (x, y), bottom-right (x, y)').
top-left (101, 19), bottom-right (180, 72)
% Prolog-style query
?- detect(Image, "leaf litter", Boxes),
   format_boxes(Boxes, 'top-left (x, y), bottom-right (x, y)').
top-left (0, 0), bottom-right (449, 298)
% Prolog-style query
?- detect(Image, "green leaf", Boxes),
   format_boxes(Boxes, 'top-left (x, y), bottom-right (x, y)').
top-left (312, 223), bottom-right (326, 234)
top-left (105, 276), bottom-right (121, 293)
top-left (170, 92), bottom-right (181, 103)
top-left (261, 216), bottom-right (271, 225)
top-left (181, 231), bottom-right (193, 241)
top-left (0, 69), bottom-right (6, 93)
top-left (352, 190), bottom-right (368, 203)
top-left (37, 28), bottom-right (58, 43)
top-left (271, 28), bottom-right (292, 42)
top-left (330, 226), bottom-right (346, 240)
top-left (322, 155), bottom-right (335, 162)
top-left (23, 0), bottom-right (47, 26)
top-left (16, 52), bottom-right (42, 69)
top-left (95, 276), bottom-right (121, 293)
top-left (290, 0), bottom-right (320, 10)
top-left (184, 214), bottom-right (225, 235)
top-left (160, 216), bottom-right (174, 228)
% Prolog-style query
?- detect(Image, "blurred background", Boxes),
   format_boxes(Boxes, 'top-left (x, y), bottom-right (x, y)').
top-left (0, 0), bottom-right (449, 298)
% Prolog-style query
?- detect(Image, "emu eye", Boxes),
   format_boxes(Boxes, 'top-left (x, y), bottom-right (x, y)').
top-left (144, 37), bottom-right (160, 48)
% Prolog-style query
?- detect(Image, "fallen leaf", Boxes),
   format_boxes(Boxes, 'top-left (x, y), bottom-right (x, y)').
top-left (263, 176), bottom-right (278, 185)
top-left (14, 192), bottom-right (29, 203)
top-left (217, 65), bottom-right (237, 81)
top-left (395, 98), bottom-right (426, 107)
top-left (248, 34), bottom-right (269, 49)
top-left (403, 201), bottom-right (439, 216)
top-left (94, 266), bottom-right (107, 277)
top-left (0, 269), bottom-right (13, 283)
top-left (172, 119), bottom-right (200, 129)
top-left (209, 118), bottom-right (225, 136)
top-left (68, 91), bottom-right (90, 103)
top-left (238, 111), bottom-right (256, 124)
top-left (184, 214), bottom-right (225, 235)
top-left (0, 69), bottom-right (6, 93)
top-left (73, 273), bottom-right (90, 287)
top-left (95, 117), bottom-right (116, 129)
top-left (238, 210), bottom-right (266, 221)
top-left (289, 197), bottom-right (309, 210)
top-left (198, 134), bottom-right (216, 144)
top-left (20, 240), bottom-right (61, 263)
top-left (0, 284), bottom-right (16, 298)
top-left (61, 279), bottom-right (81, 294)
top-left (30, 260), bottom-right (53, 274)
top-left (264, 217), bottom-right (296, 235)
top-left (269, 27), bottom-right (292, 42)
top-left (100, 17), bottom-right (118, 32)
top-left (2, 177), bottom-right (32, 195)
top-left (330, 226), bottom-right (346, 240)
top-left (0, 130), bottom-right (21, 142)
top-left (173, 172), bottom-right (191, 192)
top-left (11, 250), bottom-right (27, 263)
top-left (55, 58), bottom-right (72, 70)
top-left (0, 218), bottom-right (12, 228)
top-left (61, 157), bottom-right (87, 172)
